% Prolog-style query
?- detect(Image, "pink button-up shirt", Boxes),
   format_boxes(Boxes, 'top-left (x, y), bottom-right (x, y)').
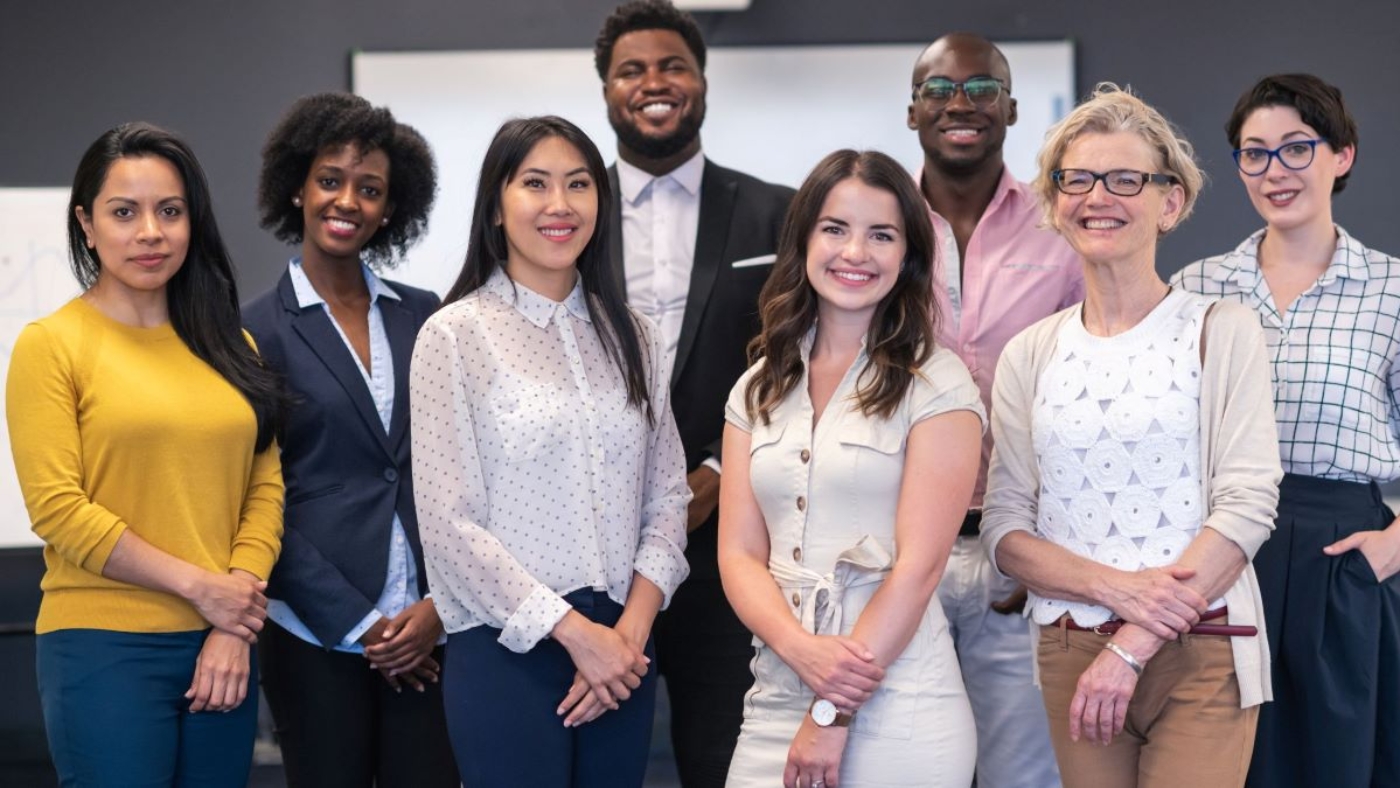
top-left (924, 167), bottom-right (1086, 507)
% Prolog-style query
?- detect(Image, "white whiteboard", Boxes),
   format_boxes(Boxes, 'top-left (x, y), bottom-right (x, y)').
top-left (354, 41), bottom-right (1075, 295)
top-left (0, 188), bottom-right (80, 549)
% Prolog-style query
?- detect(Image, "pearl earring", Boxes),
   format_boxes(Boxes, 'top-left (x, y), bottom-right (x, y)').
top-left (292, 196), bottom-right (302, 207)
top-left (381, 217), bottom-right (389, 226)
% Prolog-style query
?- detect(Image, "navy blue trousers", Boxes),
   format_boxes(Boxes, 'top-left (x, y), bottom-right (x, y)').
top-left (442, 590), bottom-right (657, 788)
top-left (1246, 474), bottom-right (1400, 788)
top-left (36, 628), bottom-right (258, 788)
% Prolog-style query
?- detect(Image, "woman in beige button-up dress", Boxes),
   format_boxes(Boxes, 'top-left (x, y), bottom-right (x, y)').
top-left (719, 149), bottom-right (985, 788)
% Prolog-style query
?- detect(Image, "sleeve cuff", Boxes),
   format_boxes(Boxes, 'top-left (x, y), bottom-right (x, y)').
top-left (341, 609), bottom-right (386, 649)
top-left (228, 543), bottom-right (278, 581)
top-left (701, 456), bottom-right (722, 475)
top-left (84, 521), bottom-right (129, 576)
top-left (634, 543), bottom-right (690, 609)
top-left (499, 586), bottom-right (572, 654)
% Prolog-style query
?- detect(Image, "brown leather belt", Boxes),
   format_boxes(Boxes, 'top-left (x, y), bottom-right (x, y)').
top-left (1060, 606), bottom-right (1258, 637)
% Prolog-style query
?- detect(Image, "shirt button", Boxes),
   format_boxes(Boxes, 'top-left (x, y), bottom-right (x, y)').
top-left (792, 592), bottom-right (800, 607)
top-left (796, 496), bottom-right (806, 512)
top-left (800, 449), bottom-right (811, 464)
top-left (793, 547), bottom-right (802, 562)
top-left (382, 468), bottom-right (398, 483)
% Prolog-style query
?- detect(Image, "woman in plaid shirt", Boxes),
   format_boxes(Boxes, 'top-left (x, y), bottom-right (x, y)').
top-left (1172, 73), bottom-right (1400, 788)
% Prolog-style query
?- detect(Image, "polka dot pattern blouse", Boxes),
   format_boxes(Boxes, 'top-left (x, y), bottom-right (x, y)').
top-left (410, 269), bottom-right (691, 653)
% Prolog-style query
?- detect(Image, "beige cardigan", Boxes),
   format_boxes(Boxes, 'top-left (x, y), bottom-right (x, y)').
top-left (982, 298), bottom-right (1283, 708)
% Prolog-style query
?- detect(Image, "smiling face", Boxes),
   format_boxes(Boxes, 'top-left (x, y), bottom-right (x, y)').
top-left (76, 155), bottom-right (189, 304)
top-left (1236, 104), bottom-right (1353, 233)
top-left (1053, 132), bottom-right (1183, 271)
top-left (298, 142), bottom-right (391, 266)
top-left (499, 135), bottom-right (598, 299)
top-left (603, 28), bottom-right (706, 170)
top-left (908, 35), bottom-right (1018, 177)
top-left (805, 177), bottom-right (907, 326)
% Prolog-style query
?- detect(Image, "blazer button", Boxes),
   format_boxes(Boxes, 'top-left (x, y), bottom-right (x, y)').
top-left (383, 468), bottom-right (399, 483)
top-left (796, 496), bottom-right (806, 512)
top-left (792, 547), bottom-right (802, 562)
top-left (800, 449), bottom-right (811, 464)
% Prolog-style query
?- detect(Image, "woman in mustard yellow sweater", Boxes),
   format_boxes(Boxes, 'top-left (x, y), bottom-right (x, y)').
top-left (5, 123), bottom-right (286, 787)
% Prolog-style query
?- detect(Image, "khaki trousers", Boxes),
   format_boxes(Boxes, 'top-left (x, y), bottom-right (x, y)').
top-left (1037, 623), bottom-right (1258, 788)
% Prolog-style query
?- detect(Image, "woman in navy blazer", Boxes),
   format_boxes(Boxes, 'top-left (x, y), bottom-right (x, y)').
top-left (241, 93), bottom-right (457, 788)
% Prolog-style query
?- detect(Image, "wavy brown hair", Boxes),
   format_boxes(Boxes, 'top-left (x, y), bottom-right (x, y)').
top-left (745, 149), bottom-right (937, 425)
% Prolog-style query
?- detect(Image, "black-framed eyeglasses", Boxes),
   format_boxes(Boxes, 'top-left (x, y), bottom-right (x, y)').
top-left (1051, 169), bottom-right (1177, 197)
top-left (912, 76), bottom-right (1007, 108)
top-left (1232, 139), bottom-right (1324, 176)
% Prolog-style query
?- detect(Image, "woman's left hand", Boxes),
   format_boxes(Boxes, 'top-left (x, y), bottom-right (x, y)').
top-left (186, 629), bottom-right (251, 712)
top-left (784, 714), bottom-right (847, 788)
top-left (1069, 645), bottom-right (1141, 745)
top-left (1324, 524), bottom-right (1400, 582)
top-left (364, 599), bottom-right (443, 675)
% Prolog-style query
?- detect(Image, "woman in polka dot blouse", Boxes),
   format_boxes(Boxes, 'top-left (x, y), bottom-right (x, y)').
top-left (409, 116), bottom-right (691, 787)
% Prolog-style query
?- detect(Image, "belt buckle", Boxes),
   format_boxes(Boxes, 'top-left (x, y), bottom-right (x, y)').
top-left (1092, 623), bottom-right (1110, 636)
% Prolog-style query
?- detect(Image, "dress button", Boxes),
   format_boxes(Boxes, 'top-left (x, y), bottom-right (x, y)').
top-left (793, 547), bottom-right (802, 562)
top-left (383, 468), bottom-right (398, 483)
top-left (792, 592), bottom-right (801, 607)
top-left (800, 449), bottom-right (811, 464)
top-left (796, 496), bottom-right (806, 512)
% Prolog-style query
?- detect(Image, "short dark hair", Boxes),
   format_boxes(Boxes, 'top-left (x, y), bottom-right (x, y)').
top-left (1226, 74), bottom-right (1358, 194)
top-left (745, 149), bottom-right (938, 424)
top-left (442, 116), bottom-right (653, 421)
top-left (594, 0), bottom-right (707, 80)
top-left (68, 123), bottom-right (285, 450)
top-left (258, 92), bottom-right (437, 265)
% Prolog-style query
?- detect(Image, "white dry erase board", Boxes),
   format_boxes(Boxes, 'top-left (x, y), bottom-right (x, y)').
top-left (0, 188), bottom-right (79, 549)
top-left (353, 41), bottom-right (1075, 294)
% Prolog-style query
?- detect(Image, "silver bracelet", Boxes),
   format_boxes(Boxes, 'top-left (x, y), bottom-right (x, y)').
top-left (1104, 642), bottom-right (1144, 676)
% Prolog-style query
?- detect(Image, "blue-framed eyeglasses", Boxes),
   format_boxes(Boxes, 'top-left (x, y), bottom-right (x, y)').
top-left (913, 76), bottom-right (1007, 108)
top-left (1051, 169), bottom-right (1177, 197)
top-left (1232, 139), bottom-right (1324, 176)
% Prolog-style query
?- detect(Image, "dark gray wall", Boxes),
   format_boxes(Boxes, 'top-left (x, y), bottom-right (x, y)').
top-left (3, 0), bottom-right (1398, 297)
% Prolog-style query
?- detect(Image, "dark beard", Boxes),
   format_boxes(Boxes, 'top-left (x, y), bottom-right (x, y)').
top-left (610, 106), bottom-right (705, 161)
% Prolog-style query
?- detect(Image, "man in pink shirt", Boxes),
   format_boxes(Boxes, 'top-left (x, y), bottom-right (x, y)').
top-left (909, 33), bottom-right (1084, 788)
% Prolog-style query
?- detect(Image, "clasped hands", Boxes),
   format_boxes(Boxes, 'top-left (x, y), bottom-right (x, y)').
top-left (553, 611), bottom-right (650, 728)
top-left (361, 599), bottom-right (444, 692)
top-left (781, 632), bottom-right (882, 788)
top-left (186, 569), bottom-right (268, 713)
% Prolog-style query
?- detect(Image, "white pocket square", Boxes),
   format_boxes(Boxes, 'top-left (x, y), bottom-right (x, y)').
top-left (731, 254), bottom-right (776, 269)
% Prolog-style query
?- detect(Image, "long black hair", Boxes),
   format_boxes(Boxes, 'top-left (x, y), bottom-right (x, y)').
top-left (442, 115), bottom-right (651, 420)
top-left (67, 122), bottom-right (285, 450)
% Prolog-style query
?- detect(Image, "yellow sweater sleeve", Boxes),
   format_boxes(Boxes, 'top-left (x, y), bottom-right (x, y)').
top-left (7, 322), bottom-right (128, 573)
top-left (230, 440), bottom-right (284, 579)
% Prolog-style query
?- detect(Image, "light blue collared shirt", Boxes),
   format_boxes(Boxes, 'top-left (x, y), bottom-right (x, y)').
top-left (267, 258), bottom-right (424, 653)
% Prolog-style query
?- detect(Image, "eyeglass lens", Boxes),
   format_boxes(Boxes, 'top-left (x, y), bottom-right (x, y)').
top-left (918, 78), bottom-right (1002, 106)
top-left (1234, 141), bottom-right (1318, 175)
top-left (1056, 169), bottom-right (1149, 196)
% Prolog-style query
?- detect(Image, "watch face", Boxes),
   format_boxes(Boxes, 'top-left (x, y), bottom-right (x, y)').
top-left (811, 699), bottom-right (837, 727)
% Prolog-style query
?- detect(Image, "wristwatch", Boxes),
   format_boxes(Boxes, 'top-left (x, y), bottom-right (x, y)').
top-left (809, 698), bottom-right (855, 728)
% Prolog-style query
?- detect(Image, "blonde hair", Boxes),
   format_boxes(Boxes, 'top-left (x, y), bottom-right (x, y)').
top-left (1032, 83), bottom-right (1203, 233)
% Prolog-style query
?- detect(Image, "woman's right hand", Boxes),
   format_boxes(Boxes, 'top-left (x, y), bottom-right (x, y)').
top-left (781, 633), bottom-right (885, 710)
top-left (1099, 565), bottom-right (1207, 639)
top-left (551, 610), bottom-right (648, 710)
top-left (188, 571), bottom-right (267, 643)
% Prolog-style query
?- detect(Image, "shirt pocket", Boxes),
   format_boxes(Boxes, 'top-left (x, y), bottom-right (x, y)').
top-left (487, 384), bottom-right (570, 463)
top-left (835, 420), bottom-right (906, 509)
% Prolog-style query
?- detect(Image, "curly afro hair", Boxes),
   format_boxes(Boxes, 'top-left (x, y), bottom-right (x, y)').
top-left (594, 0), bottom-right (707, 80)
top-left (258, 92), bottom-right (437, 266)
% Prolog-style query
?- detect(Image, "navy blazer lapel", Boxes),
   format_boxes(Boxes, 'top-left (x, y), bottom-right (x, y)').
top-left (607, 166), bottom-right (627, 295)
top-left (380, 295), bottom-right (416, 450)
top-left (281, 275), bottom-right (395, 456)
top-left (673, 160), bottom-right (735, 386)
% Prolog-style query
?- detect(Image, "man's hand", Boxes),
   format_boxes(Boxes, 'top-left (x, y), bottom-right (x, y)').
top-left (686, 465), bottom-right (721, 533)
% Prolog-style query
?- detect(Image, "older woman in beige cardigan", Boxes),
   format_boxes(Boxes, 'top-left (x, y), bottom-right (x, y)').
top-left (981, 84), bottom-right (1282, 788)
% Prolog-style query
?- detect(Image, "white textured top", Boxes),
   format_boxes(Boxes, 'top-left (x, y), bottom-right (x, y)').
top-left (1029, 289), bottom-right (1220, 626)
top-left (409, 269), bottom-right (691, 653)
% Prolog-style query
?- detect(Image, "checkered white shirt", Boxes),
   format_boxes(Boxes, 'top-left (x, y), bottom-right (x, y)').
top-left (1172, 227), bottom-right (1400, 482)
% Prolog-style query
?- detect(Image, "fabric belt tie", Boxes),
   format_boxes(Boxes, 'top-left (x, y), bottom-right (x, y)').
top-left (1060, 605), bottom-right (1257, 637)
top-left (769, 535), bottom-right (892, 637)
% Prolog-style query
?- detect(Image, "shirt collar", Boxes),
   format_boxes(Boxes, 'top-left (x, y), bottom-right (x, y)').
top-left (916, 165), bottom-right (1023, 220)
top-left (1210, 225), bottom-right (1371, 286)
top-left (484, 267), bottom-right (591, 328)
top-left (288, 257), bottom-right (402, 309)
top-left (616, 150), bottom-right (705, 206)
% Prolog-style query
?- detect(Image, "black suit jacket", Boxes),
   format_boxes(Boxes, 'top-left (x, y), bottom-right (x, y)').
top-left (242, 271), bottom-right (439, 647)
top-left (609, 159), bottom-right (795, 583)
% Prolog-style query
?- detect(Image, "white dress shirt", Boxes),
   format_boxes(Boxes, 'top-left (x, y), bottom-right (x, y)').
top-left (618, 151), bottom-right (704, 362)
top-left (267, 258), bottom-right (425, 652)
top-left (410, 270), bottom-right (691, 654)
